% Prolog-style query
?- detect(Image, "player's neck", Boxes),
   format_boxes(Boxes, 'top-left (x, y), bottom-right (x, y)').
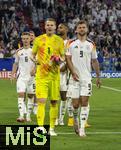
top-left (78, 35), bottom-right (87, 42)
top-left (46, 33), bottom-right (54, 37)
top-left (61, 34), bottom-right (68, 40)
top-left (23, 45), bottom-right (30, 49)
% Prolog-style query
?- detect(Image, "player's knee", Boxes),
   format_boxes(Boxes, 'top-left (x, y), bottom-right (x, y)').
top-left (72, 99), bottom-right (79, 108)
top-left (81, 100), bottom-right (88, 107)
top-left (72, 102), bottom-right (79, 109)
top-left (72, 101), bottom-right (79, 108)
top-left (18, 93), bottom-right (25, 98)
top-left (37, 98), bottom-right (46, 103)
top-left (61, 98), bottom-right (66, 101)
top-left (73, 103), bottom-right (79, 109)
top-left (81, 103), bottom-right (88, 107)
top-left (61, 95), bottom-right (66, 101)
top-left (28, 94), bottom-right (34, 99)
top-left (51, 100), bottom-right (57, 106)
top-left (80, 96), bottom-right (89, 106)
top-left (60, 91), bottom-right (67, 100)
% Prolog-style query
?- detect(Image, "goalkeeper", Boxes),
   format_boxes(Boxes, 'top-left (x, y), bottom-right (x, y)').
top-left (32, 18), bottom-right (64, 136)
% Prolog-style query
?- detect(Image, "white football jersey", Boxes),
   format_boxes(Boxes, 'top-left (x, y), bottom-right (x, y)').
top-left (66, 39), bottom-right (97, 80)
top-left (60, 39), bottom-right (69, 91)
top-left (15, 47), bottom-right (34, 79)
top-left (60, 39), bottom-right (68, 69)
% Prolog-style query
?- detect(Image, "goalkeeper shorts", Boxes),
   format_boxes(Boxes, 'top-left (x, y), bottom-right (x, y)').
top-left (36, 78), bottom-right (60, 100)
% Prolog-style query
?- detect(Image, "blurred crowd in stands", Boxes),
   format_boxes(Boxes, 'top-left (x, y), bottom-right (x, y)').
top-left (0, 0), bottom-right (121, 71)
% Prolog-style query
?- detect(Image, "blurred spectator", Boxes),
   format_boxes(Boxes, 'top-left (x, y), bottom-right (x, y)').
top-left (0, 0), bottom-right (121, 71)
top-left (115, 54), bottom-right (121, 71)
top-left (0, 46), bottom-right (4, 58)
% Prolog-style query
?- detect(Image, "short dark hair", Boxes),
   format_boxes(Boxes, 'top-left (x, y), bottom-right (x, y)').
top-left (75, 20), bottom-right (88, 30)
top-left (45, 18), bottom-right (56, 25)
top-left (21, 32), bottom-right (30, 36)
top-left (29, 30), bottom-right (35, 34)
top-left (59, 23), bottom-right (69, 29)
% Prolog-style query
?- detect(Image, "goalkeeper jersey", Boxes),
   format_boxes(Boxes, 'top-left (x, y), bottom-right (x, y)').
top-left (32, 34), bottom-right (64, 80)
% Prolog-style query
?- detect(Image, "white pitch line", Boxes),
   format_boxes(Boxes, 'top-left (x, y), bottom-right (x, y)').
top-left (93, 84), bottom-right (121, 92)
top-left (2, 132), bottom-right (121, 135)
top-left (58, 131), bottom-right (121, 135)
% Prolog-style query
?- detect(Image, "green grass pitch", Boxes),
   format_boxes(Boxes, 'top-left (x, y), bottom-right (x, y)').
top-left (0, 78), bottom-right (121, 150)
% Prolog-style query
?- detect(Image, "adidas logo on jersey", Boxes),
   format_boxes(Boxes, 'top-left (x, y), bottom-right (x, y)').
top-left (74, 45), bottom-right (78, 48)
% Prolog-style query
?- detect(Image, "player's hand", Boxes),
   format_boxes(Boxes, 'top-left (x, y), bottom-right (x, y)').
top-left (60, 62), bottom-right (67, 72)
top-left (50, 55), bottom-right (61, 65)
top-left (96, 78), bottom-right (101, 88)
top-left (10, 73), bottom-right (15, 83)
top-left (30, 68), bottom-right (36, 76)
top-left (72, 72), bottom-right (79, 81)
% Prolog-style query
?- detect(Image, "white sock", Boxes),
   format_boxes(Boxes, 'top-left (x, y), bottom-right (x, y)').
top-left (67, 97), bottom-right (73, 117)
top-left (33, 103), bottom-right (38, 107)
top-left (80, 106), bottom-right (88, 129)
top-left (33, 103), bottom-right (38, 115)
top-left (27, 97), bottom-right (34, 119)
top-left (73, 108), bottom-right (79, 122)
top-left (59, 101), bottom-right (67, 122)
top-left (87, 103), bottom-right (90, 121)
top-left (18, 97), bottom-right (24, 118)
top-left (23, 101), bottom-right (27, 114)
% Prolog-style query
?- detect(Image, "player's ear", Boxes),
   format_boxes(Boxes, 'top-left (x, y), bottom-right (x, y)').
top-left (66, 27), bottom-right (69, 33)
top-left (87, 28), bottom-right (89, 33)
top-left (75, 25), bottom-right (78, 34)
top-left (54, 24), bottom-right (56, 30)
top-left (75, 30), bottom-right (78, 34)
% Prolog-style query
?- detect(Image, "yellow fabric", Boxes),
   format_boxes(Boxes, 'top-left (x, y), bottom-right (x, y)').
top-left (33, 34), bottom-right (63, 127)
top-left (50, 103), bottom-right (58, 129)
top-left (37, 103), bottom-right (46, 126)
top-left (35, 78), bottom-right (60, 100)
top-left (68, 117), bottom-right (74, 126)
top-left (32, 34), bottom-right (64, 80)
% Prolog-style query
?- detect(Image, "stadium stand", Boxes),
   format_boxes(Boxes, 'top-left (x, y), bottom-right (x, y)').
top-left (0, 0), bottom-right (121, 71)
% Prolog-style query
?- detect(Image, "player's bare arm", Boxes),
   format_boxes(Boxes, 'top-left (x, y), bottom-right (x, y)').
top-left (11, 62), bottom-right (18, 81)
top-left (60, 56), bottom-right (68, 74)
top-left (30, 52), bottom-right (37, 63)
top-left (92, 59), bottom-right (101, 88)
top-left (59, 53), bottom-right (66, 70)
top-left (66, 55), bottom-right (79, 81)
top-left (60, 62), bottom-right (67, 72)
top-left (11, 52), bottom-right (19, 81)
top-left (30, 52), bottom-right (37, 76)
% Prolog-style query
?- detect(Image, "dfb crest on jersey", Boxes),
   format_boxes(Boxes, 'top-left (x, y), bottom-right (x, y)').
top-left (74, 45), bottom-right (78, 49)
